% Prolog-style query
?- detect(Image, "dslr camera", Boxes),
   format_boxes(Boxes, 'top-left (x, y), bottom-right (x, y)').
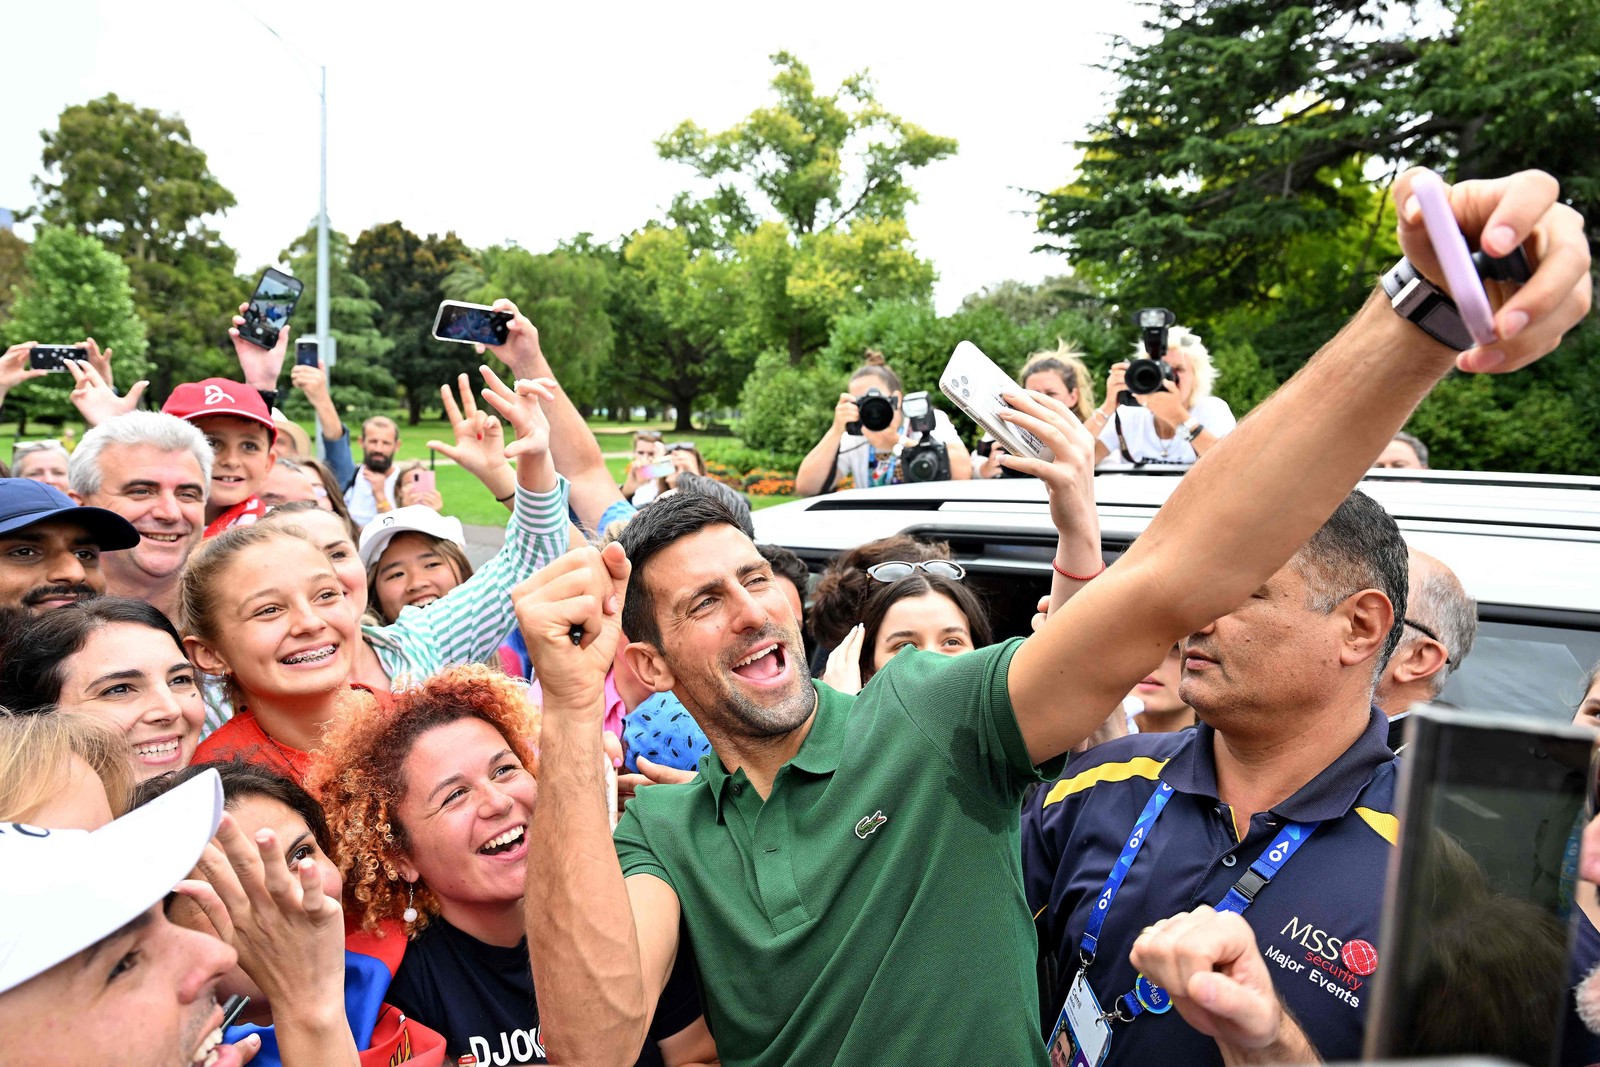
top-left (1118, 307), bottom-right (1179, 406)
top-left (899, 391), bottom-right (950, 483)
top-left (846, 388), bottom-right (899, 435)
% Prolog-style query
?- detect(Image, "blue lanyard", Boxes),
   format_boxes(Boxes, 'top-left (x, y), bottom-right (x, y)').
top-left (1077, 780), bottom-right (1319, 1022)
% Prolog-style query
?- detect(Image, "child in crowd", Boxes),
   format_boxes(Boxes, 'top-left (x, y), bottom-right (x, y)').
top-left (161, 378), bottom-right (276, 537)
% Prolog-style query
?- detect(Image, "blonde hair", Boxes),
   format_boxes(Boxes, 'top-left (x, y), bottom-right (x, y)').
top-left (1131, 324), bottom-right (1217, 400)
top-left (1020, 341), bottom-right (1097, 423)
top-left (0, 710), bottom-right (134, 823)
top-left (180, 523), bottom-right (320, 646)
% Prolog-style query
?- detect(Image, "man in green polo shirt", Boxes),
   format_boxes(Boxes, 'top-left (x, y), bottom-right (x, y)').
top-left (514, 169), bottom-right (1589, 1066)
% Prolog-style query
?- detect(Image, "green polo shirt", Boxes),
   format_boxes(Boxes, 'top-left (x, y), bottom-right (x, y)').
top-left (614, 637), bottom-right (1063, 1066)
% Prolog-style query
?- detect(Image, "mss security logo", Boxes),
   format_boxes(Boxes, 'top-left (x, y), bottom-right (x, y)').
top-left (1262, 915), bottom-right (1379, 1008)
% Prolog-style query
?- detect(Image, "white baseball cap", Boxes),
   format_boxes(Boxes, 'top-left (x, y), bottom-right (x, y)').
top-left (358, 505), bottom-right (467, 569)
top-left (0, 768), bottom-right (224, 995)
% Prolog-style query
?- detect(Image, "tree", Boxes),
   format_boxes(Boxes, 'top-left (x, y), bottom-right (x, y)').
top-left (2, 227), bottom-right (148, 424)
top-left (444, 240), bottom-right (616, 416)
top-left (611, 225), bottom-right (740, 432)
top-left (658, 52), bottom-right (956, 364)
top-left (1035, 0), bottom-right (1599, 313)
top-left (32, 94), bottom-right (242, 399)
top-left (275, 225), bottom-right (396, 422)
top-left (0, 229), bottom-right (27, 320)
top-left (1033, 0), bottom-right (1600, 473)
top-left (350, 222), bottom-right (472, 425)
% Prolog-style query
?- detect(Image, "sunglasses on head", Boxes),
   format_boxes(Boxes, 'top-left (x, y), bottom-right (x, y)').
top-left (866, 559), bottom-right (967, 583)
top-left (12, 439), bottom-right (63, 458)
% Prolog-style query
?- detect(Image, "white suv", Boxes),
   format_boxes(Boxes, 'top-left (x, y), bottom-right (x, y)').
top-left (754, 469), bottom-right (1600, 723)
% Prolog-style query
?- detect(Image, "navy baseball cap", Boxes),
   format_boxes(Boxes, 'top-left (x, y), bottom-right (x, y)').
top-left (0, 479), bottom-right (140, 550)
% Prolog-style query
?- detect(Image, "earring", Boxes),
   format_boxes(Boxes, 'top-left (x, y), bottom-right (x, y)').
top-left (402, 882), bottom-right (418, 923)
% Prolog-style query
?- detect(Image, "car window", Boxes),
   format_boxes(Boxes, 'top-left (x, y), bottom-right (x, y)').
top-left (1437, 619), bottom-right (1600, 724)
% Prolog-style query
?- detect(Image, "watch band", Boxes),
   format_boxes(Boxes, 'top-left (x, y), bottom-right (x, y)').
top-left (1380, 258), bottom-right (1474, 351)
top-left (1180, 417), bottom-right (1203, 443)
top-left (1380, 247), bottom-right (1530, 352)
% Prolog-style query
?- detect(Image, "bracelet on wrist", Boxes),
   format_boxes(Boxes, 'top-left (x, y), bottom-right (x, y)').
top-left (495, 490), bottom-right (515, 503)
top-left (1052, 557), bottom-right (1106, 582)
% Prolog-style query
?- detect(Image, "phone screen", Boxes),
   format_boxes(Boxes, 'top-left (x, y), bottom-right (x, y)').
top-left (1367, 711), bottom-right (1593, 1064)
top-left (249, 271), bottom-right (301, 329)
top-left (240, 270), bottom-right (303, 349)
top-left (434, 303), bottom-right (511, 346)
top-left (642, 460), bottom-right (675, 480)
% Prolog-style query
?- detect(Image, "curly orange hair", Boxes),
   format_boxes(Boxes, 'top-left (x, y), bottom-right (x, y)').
top-left (306, 664), bottom-right (541, 937)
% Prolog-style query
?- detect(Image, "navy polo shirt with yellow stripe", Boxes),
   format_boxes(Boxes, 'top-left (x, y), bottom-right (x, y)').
top-left (1021, 706), bottom-right (1399, 1066)
top-left (613, 637), bottom-right (1065, 1067)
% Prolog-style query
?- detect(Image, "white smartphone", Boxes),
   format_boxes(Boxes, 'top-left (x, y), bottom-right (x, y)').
top-left (939, 341), bottom-right (1052, 462)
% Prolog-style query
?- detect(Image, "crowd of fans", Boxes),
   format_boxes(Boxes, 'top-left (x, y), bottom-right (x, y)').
top-left (0, 167), bottom-right (1595, 1067)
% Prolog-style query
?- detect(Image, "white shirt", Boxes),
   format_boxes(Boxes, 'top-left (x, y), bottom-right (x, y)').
top-left (345, 466), bottom-right (402, 528)
top-left (834, 409), bottom-right (964, 489)
top-left (1096, 395), bottom-right (1236, 469)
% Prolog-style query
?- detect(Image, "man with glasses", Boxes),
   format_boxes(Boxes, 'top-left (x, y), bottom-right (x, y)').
top-left (66, 412), bottom-right (213, 624)
top-left (1375, 547), bottom-right (1478, 748)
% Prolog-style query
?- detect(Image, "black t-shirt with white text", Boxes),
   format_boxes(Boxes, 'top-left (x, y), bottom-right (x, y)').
top-left (386, 916), bottom-right (704, 1066)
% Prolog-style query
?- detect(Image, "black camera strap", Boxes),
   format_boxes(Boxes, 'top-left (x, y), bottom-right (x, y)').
top-left (1113, 409), bottom-right (1147, 468)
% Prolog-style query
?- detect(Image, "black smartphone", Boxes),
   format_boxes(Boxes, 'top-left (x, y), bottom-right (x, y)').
top-left (1365, 707), bottom-right (1594, 1066)
top-left (432, 301), bottom-right (511, 347)
top-left (295, 339), bottom-right (320, 368)
top-left (28, 345), bottom-right (86, 372)
top-left (238, 268), bottom-right (304, 351)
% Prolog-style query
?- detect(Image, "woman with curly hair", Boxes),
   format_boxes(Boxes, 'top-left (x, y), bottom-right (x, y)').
top-left (309, 665), bottom-right (715, 1067)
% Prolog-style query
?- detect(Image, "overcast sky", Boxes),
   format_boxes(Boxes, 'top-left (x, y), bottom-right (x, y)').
top-left (2, 0), bottom-right (1142, 314)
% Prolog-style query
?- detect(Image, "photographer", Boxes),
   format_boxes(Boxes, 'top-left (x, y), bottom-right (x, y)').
top-left (795, 351), bottom-right (972, 496)
top-left (1088, 320), bottom-right (1236, 468)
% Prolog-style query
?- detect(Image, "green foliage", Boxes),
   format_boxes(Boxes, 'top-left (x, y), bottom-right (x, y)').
top-left (610, 225), bottom-right (740, 432)
top-left (0, 230), bottom-right (27, 320)
top-left (1034, 0), bottom-right (1600, 473)
top-left (3, 228), bottom-right (148, 421)
top-left (446, 242), bottom-right (615, 412)
top-left (658, 52), bottom-right (955, 364)
top-left (275, 226), bottom-right (396, 422)
top-left (350, 222), bottom-right (472, 425)
top-left (736, 350), bottom-right (840, 455)
top-left (33, 94), bottom-right (241, 398)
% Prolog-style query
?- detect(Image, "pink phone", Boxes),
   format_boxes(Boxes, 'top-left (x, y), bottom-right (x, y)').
top-left (1411, 171), bottom-right (1498, 348)
top-left (408, 469), bottom-right (436, 495)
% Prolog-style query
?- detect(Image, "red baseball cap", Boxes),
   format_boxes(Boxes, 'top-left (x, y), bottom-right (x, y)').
top-left (162, 378), bottom-right (278, 444)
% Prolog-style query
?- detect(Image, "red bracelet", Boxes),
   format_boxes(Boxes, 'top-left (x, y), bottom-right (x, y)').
top-left (1052, 557), bottom-right (1106, 582)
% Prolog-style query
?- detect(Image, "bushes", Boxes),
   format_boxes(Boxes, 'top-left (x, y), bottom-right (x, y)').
top-left (736, 351), bottom-right (838, 455)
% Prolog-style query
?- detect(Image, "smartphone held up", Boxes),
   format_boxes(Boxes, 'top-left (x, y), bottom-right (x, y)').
top-left (27, 345), bottom-right (87, 372)
top-left (432, 301), bottom-right (512, 347)
top-left (238, 268), bottom-right (304, 350)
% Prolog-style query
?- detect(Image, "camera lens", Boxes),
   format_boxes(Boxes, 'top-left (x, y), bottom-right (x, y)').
top-left (858, 395), bottom-right (896, 432)
top-left (1125, 358), bottom-right (1165, 395)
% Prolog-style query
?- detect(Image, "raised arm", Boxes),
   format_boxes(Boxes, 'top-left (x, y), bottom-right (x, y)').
top-left (794, 393), bottom-right (859, 497)
top-left (516, 546), bottom-right (685, 1063)
top-left (1010, 168), bottom-right (1591, 764)
top-left (479, 299), bottom-right (626, 532)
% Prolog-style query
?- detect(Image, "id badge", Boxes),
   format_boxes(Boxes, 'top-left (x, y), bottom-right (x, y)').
top-left (1045, 968), bottom-right (1113, 1067)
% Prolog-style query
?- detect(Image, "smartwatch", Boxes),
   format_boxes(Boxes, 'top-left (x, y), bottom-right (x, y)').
top-left (1380, 258), bottom-right (1474, 351)
top-left (1380, 247), bottom-right (1531, 351)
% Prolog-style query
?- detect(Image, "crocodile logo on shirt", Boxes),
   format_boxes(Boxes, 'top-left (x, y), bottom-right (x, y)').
top-left (855, 810), bottom-right (888, 839)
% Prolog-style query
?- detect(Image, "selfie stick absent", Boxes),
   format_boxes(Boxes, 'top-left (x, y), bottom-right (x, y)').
top-left (1410, 172), bottom-right (1499, 348)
